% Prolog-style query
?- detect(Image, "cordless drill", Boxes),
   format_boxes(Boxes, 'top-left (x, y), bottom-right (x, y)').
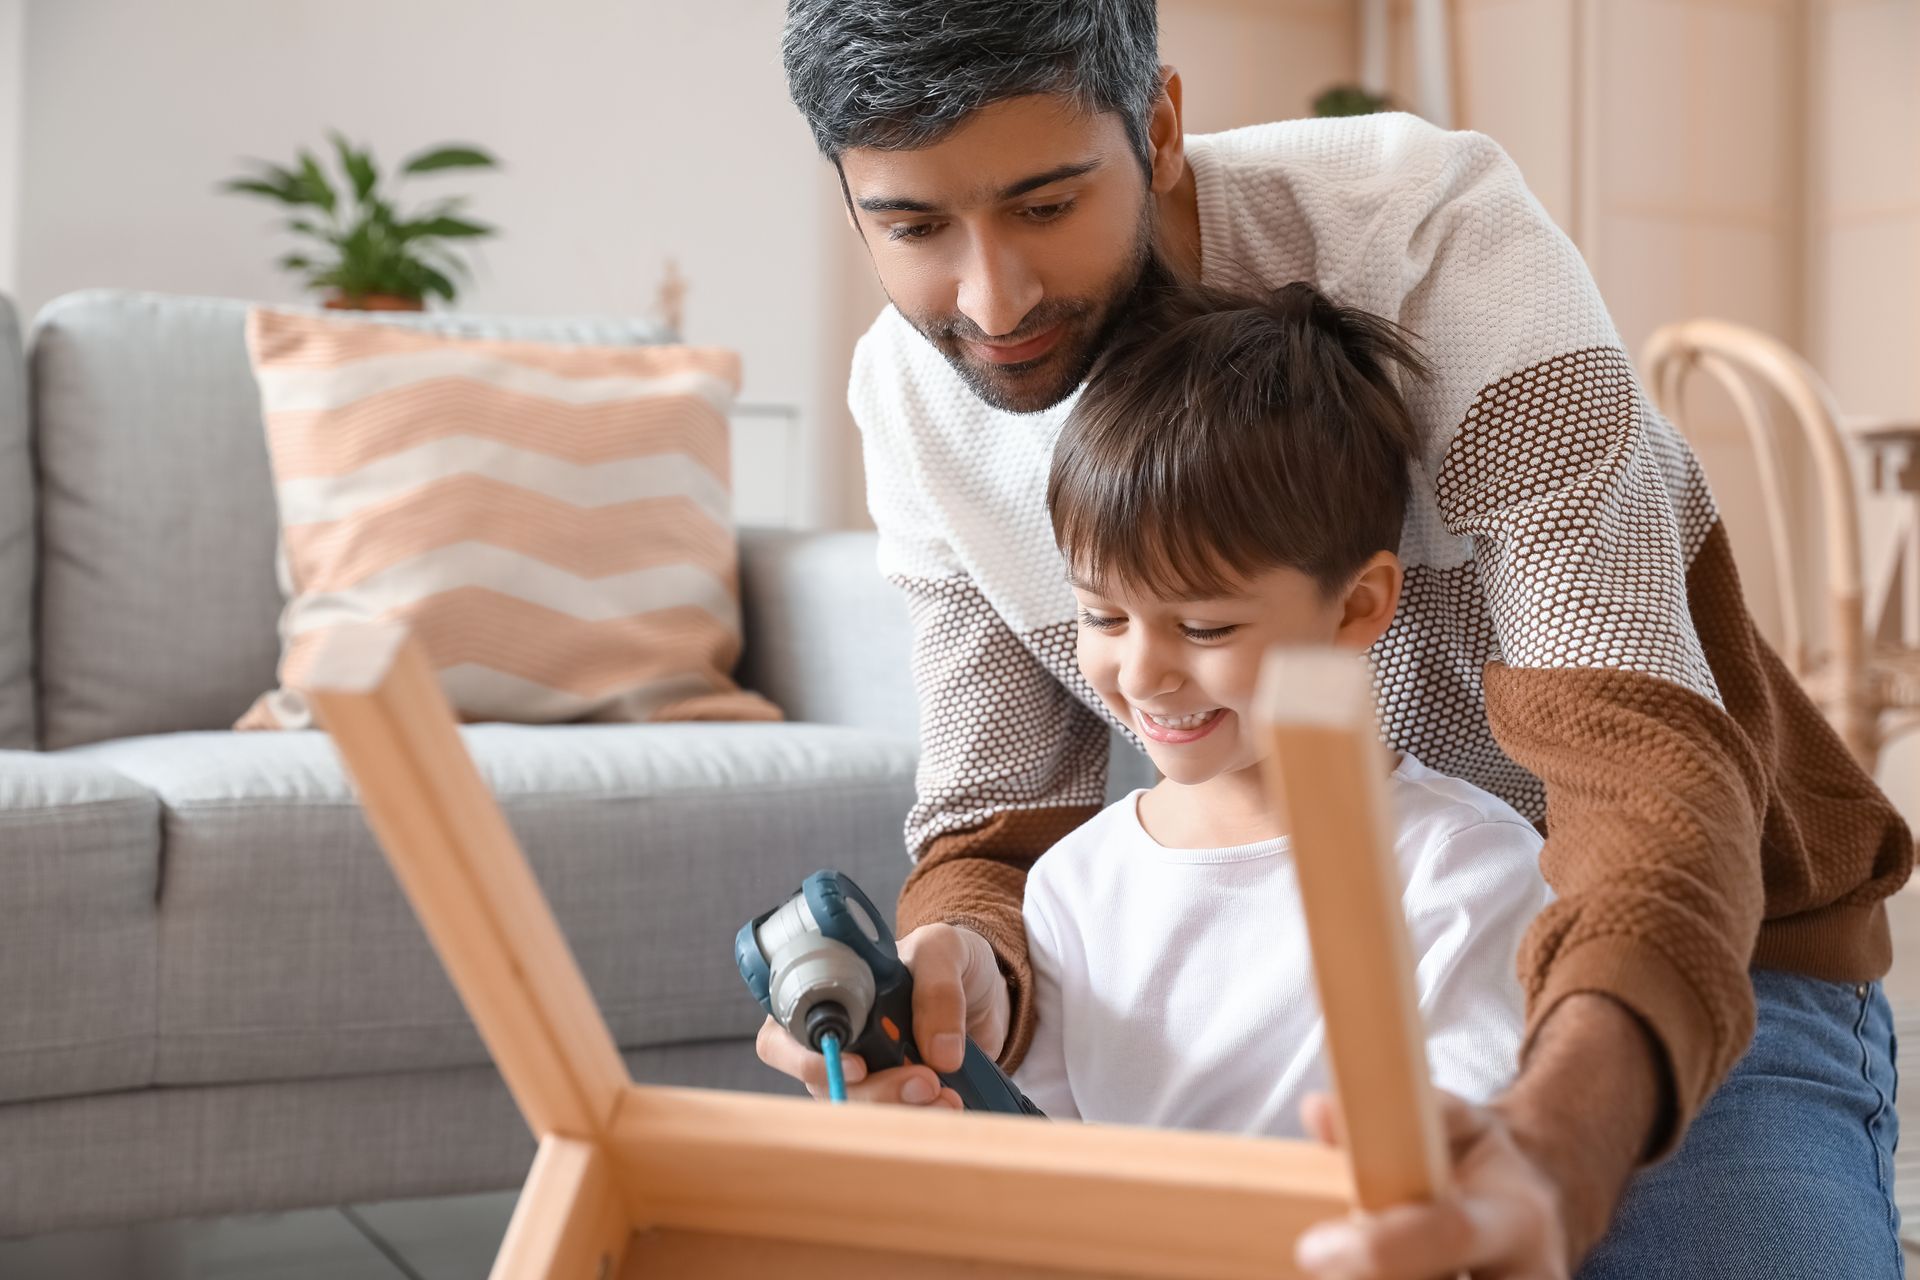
top-left (736, 869), bottom-right (1043, 1116)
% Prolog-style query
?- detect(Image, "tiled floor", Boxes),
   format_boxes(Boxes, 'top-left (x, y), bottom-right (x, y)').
top-left (0, 1192), bottom-right (519, 1280)
top-left (8, 895), bottom-right (1920, 1278)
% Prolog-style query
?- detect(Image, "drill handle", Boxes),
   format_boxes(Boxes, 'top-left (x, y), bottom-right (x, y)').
top-left (948, 1039), bottom-right (1047, 1116)
top-left (849, 982), bottom-right (1042, 1116)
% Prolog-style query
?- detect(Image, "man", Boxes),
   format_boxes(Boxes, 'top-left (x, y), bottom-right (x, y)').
top-left (757, 2), bottom-right (1912, 1275)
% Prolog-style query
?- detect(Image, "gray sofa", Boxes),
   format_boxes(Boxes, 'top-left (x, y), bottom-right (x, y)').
top-left (0, 290), bottom-right (943, 1236)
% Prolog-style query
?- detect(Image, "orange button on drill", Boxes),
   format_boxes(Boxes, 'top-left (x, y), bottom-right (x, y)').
top-left (881, 1016), bottom-right (901, 1042)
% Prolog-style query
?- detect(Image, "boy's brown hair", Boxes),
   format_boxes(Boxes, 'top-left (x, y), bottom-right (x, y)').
top-left (1048, 280), bottom-right (1430, 599)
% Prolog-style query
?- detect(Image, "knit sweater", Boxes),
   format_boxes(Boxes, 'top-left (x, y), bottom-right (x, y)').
top-left (849, 113), bottom-right (1913, 1145)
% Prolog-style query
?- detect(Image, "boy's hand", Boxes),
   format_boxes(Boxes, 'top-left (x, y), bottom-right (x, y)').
top-left (753, 921), bottom-right (1010, 1109)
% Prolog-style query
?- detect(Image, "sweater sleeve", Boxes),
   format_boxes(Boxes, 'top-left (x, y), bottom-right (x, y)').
top-left (887, 573), bottom-right (1109, 1070)
top-left (1343, 129), bottom-right (1789, 1151)
top-left (1431, 347), bottom-right (1792, 1154)
top-left (851, 324), bottom-right (1108, 1071)
top-left (1480, 523), bottom-right (1911, 1152)
top-left (1432, 345), bottom-right (1773, 1148)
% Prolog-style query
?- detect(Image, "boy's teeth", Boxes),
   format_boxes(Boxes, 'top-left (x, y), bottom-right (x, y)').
top-left (1145, 709), bottom-right (1215, 730)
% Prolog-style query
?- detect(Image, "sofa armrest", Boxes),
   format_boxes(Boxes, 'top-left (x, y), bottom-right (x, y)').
top-left (735, 528), bottom-right (917, 740)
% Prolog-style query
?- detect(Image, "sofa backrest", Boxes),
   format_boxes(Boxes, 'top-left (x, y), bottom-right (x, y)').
top-left (31, 290), bottom-right (674, 750)
top-left (0, 294), bottom-right (32, 749)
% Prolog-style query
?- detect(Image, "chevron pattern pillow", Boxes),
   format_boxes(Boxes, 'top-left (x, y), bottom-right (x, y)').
top-left (238, 308), bottom-right (780, 729)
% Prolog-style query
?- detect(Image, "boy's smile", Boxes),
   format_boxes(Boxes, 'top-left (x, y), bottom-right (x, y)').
top-left (1133, 705), bottom-right (1228, 744)
top-left (1068, 552), bottom-right (1402, 847)
top-left (1072, 562), bottom-right (1346, 788)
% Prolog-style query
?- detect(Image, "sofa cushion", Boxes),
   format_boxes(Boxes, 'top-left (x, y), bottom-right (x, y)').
top-left (0, 752), bottom-right (162, 1103)
top-left (64, 722), bottom-right (917, 1087)
top-left (239, 308), bottom-right (777, 730)
top-left (0, 295), bottom-right (31, 748)
top-left (30, 290), bottom-right (674, 750)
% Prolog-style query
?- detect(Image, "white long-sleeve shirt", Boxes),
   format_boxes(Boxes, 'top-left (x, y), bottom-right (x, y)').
top-left (1012, 754), bottom-right (1550, 1135)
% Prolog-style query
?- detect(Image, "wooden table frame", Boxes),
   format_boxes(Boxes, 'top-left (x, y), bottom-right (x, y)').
top-left (303, 624), bottom-right (1447, 1279)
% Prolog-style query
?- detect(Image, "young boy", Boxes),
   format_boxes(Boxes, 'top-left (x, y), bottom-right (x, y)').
top-left (1012, 281), bottom-right (1550, 1135)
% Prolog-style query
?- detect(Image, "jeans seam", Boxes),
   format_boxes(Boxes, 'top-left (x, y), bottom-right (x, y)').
top-left (1855, 983), bottom-right (1903, 1274)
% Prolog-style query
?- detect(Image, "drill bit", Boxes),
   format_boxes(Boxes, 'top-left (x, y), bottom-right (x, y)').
top-left (819, 1031), bottom-right (848, 1104)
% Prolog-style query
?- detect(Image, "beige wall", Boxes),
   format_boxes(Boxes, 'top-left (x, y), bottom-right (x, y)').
top-left (1163, 0), bottom-right (1355, 133)
top-left (1809, 0), bottom-right (1920, 808)
top-left (11, 0), bottom-right (858, 527)
top-left (7, 0), bottom-right (1364, 530)
top-left (1449, 0), bottom-right (1804, 356)
top-left (0, 0), bottom-right (22, 299)
top-left (1810, 0), bottom-right (1920, 422)
top-left (1452, 0), bottom-right (1806, 639)
top-left (1456, 0), bottom-right (1920, 811)
top-left (1454, 0), bottom-right (1580, 232)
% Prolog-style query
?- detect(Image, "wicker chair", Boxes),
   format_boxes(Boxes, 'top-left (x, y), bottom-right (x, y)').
top-left (1642, 318), bottom-right (1920, 772)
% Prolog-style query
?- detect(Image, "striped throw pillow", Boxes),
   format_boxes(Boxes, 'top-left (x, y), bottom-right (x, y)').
top-left (238, 308), bottom-right (780, 729)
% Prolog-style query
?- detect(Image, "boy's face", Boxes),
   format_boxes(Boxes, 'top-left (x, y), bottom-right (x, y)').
top-left (1070, 557), bottom-right (1399, 788)
top-left (836, 94), bottom-right (1170, 414)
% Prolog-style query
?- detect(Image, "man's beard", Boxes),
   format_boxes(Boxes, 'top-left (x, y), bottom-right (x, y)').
top-left (899, 205), bottom-right (1166, 415)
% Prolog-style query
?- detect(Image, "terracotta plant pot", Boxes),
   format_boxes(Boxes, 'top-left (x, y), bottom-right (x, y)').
top-left (324, 293), bottom-right (426, 313)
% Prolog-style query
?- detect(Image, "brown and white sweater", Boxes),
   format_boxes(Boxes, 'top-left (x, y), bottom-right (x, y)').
top-left (848, 114), bottom-right (1913, 1145)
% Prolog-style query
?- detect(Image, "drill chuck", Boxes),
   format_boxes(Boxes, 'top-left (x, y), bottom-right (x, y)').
top-left (802, 1001), bottom-right (853, 1053)
top-left (753, 891), bottom-right (876, 1045)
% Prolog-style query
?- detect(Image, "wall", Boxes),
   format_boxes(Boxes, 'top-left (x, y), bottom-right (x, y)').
top-left (1453, 0), bottom-right (1580, 233)
top-left (1448, 0), bottom-right (1806, 640)
top-left (9, 0), bottom-right (1364, 530)
top-left (1454, 0), bottom-right (1920, 812)
top-left (1162, 0), bottom-right (1354, 134)
top-left (0, 0), bottom-right (23, 298)
top-left (1810, 0), bottom-right (1920, 422)
top-left (1809, 0), bottom-right (1920, 810)
top-left (12, 0), bottom-right (853, 526)
top-left (1447, 0), bottom-right (1805, 354)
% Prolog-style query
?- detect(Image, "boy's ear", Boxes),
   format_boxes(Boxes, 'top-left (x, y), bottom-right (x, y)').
top-left (1332, 552), bottom-right (1403, 652)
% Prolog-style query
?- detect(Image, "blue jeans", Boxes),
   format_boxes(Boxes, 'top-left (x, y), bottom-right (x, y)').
top-left (1578, 969), bottom-right (1902, 1279)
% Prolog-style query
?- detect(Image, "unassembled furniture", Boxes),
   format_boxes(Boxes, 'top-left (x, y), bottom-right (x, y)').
top-left (306, 624), bottom-right (1446, 1279)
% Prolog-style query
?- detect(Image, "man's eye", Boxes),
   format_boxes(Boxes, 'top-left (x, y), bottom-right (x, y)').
top-left (1181, 624), bottom-right (1239, 642)
top-left (1021, 199), bottom-right (1076, 224)
top-left (888, 222), bottom-right (938, 242)
top-left (1077, 609), bottom-right (1122, 631)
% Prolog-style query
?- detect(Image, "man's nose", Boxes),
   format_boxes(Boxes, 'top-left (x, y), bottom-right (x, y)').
top-left (954, 235), bottom-right (1043, 338)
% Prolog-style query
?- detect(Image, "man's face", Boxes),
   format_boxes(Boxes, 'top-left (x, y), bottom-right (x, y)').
top-left (837, 95), bottom-right (1157, 414)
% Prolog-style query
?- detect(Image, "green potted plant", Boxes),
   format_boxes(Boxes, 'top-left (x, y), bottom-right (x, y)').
top-left (1312, 85), bottom-right (1394, 118)
top-left (221, 133), bottom-right (500, 311)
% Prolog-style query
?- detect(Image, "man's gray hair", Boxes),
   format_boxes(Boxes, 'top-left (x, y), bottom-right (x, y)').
top-left (782, 0), bottom-right (1162, 164)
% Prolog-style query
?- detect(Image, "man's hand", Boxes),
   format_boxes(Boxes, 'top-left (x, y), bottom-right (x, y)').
top-left (1292, 994), bottom-right (1666, 1279)
top-left (753, 921), bottom-right (1010, 1109)
top-left (1294, 1092), bottom-right (1569, 1279)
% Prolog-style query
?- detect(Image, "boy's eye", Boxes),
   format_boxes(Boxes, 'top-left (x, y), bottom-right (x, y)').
top-left (1077, 609), bottom-right (1123, 632)
top-left (888, 221), bottom-right (939, 242)
top-left (1180, 624), bottom-right (1239, 642)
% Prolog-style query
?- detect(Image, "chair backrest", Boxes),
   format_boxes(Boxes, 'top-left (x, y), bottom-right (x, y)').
top-left (1642, 319), bottom-right (1864, 682)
